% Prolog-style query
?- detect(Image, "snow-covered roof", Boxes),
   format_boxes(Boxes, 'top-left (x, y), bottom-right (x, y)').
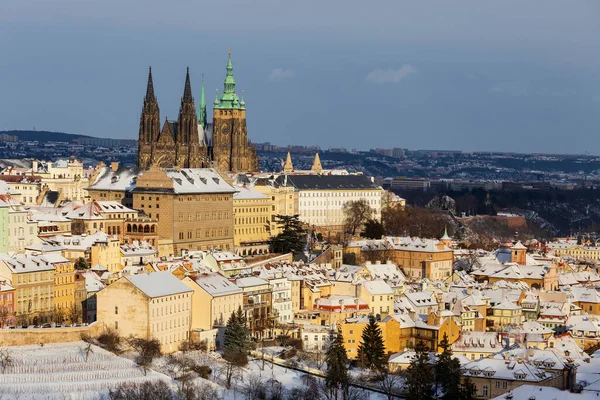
top-left (492, 300), bottom-right (521, 310)
top-left (165, 168), bottom-right (236, 194)
top-left (233, 186), bottom-right (268, 200)
top-left (234, 276), bottom-right (268, 288)
top-left (190, 273), bottom-right (242, 296)
top-left (1, 255), bottom-right (58, 274)
top-left (87, 166), bottom-right (140, 192)
top-left (125, 271), bottom-right (192, 298)
top-left (361, 279), bottom-right (393, 295)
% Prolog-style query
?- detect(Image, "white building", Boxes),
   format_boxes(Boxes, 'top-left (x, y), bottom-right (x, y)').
top-left (275, 174), bottom-right (383, 228)
top-left (269, 275), bottom-right (293, 324)
top-left (8, 203), bottom-right (38, 253)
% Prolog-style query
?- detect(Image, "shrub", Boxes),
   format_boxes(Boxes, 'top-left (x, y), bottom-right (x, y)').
top-left (97, 329), bottom-right (122, 353)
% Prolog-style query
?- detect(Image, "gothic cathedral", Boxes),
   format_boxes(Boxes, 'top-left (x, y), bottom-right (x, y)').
top-left (137, 50), bottom-right (258, 172)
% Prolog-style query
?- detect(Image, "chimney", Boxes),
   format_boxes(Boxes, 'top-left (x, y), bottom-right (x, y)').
top-left (111, 162), bottom-right (119, 172)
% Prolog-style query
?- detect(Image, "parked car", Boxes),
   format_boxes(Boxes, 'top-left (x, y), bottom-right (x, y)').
top-left (55, 323), bottom-right (62, 328)
top-left (33, 325), bottom-right (41, 328)
top-left (41, 323), bottom-right (51, 328)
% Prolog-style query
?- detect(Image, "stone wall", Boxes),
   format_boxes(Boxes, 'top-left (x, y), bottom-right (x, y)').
top-left (0, 322), bottom-right (103, 346)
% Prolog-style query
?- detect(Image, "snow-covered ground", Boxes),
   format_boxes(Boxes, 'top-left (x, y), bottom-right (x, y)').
top-left (0, 341), bottom-right (173, 400)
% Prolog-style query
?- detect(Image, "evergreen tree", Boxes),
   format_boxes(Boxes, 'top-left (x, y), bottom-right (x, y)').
top-left (362, 219), bottom-right (385, 239)
top-left (458, 376), bottom-right (475, 400)
top-left (435, 333), bottom-right (462, 400)
top-left (404, 341), bottom-right (434, 400)
top-left (269, 214), bottom-right (307, 254)
top-left (223, 310), bottom-right (250, 366)
top-left (325, 329), bottom-right (349, 399)
top-left (356, 316), bottom-right (386, 371)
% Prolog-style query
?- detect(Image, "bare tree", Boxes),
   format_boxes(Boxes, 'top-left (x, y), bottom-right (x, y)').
top-left (16, 313), bottom-right (28, 327)
top-left (128, 337), bottom-right (162, 376)
top-left (66, 304), bottom-right (82, 324)
top-left (377, 372), bottom-right (404, 400)
top-left (218, 360), bottom-right (242, 390)
top-left (241, 373), bottom-right (267, 400)
top-left (0, 306), bottom-right (10, 328)
top-left (49, 307), bottom-right (64, 324)
top-left (343, 199), bottom-right (374, 236)
top-left (108, 380), bottom-right (174, 400)
top-left (0, 348), bottom-right (14, 374)
top-left (82, 343), bottom-right (94, 362)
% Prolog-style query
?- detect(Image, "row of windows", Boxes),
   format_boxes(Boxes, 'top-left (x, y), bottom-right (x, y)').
top-left (301, 200), bottom-right (380, 207)
top-left (175, 195), bottom-right (230, 202)
top-left (236, 207), bottom-right (269, 213)
top-left (154, 316), bottom-right (189, 331)
top-left (300, 191), bottom-right (380, 198)
top-left (150, 302), bottom-right (190, 316)
top-left (235, 216), bottom-right (268, 225)
top-left (178, 228), bottom-right (230, 240)
top-left (178, 211), bottom-right (231, 222)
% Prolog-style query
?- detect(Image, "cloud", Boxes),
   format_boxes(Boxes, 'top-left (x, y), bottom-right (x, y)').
top-left (365, 65), bottom-right (417, 84)
top-left (268, 68), bottom-right (295, 82)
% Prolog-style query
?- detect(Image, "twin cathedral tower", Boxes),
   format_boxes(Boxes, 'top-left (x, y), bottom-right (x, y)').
top-left (136, 50), bottom-right (259, 172)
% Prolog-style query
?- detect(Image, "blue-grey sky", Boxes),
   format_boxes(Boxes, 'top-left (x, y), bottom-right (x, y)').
top-left (1, 0), bottom-right (600, 154)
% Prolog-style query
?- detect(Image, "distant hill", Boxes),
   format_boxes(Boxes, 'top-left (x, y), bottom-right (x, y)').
top-left (0, 130), bottom-right (93, 143)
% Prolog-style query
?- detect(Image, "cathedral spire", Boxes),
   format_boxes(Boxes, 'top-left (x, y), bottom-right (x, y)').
top-left (145, 66), bottom-right (156, 102)
top-left (198, 74), bottom-right (207, 129)
top-left (311, 152), bottom-right (323, 174)
top-left (183, 67), bottom-right (193, 101)
top-left (283, 151), bottom-right (294, 173)
top-left (216, 48), bottom-right (241, 109)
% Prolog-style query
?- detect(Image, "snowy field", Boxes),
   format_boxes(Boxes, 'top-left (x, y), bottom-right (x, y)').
top-left (0, 341), bottom-right (173, 400)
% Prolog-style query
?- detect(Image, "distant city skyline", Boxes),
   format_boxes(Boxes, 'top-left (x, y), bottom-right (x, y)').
top-left (1, 1), bottom-right (599, 154)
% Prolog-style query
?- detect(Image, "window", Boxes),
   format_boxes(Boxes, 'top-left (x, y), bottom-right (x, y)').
top-left (495, 381), bottom-right (500, 388)
top-left (115, 306), bottom-right (119, 315)
top-left (482, 386), bottom-right (488, 396)
top-left (115, 321), bottom-right (119, 329)
top-left (502, 382), bottom-right (508, 389)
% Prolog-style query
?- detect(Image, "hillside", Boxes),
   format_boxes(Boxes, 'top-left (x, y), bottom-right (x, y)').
top-left (0, 130), bottom-right (92, 143)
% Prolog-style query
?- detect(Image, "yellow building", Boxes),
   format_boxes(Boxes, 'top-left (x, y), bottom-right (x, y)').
top-left (346, 236), bottom-right (453, 280)
top-left (252, 181), bottom-right (299, 236)
top-left (233, 186), bottom-right (272, 256)
top-left (31, 159), bottom-right (90, 202)
top-left (96, 271), bottom-right (193, 353)
top-left (359, 280), bottom-right (394, 318)
top-left (0, 255), bottom-right (55, 324)
top-left (48, 254), bottom-right (76, 313)
top-left (547, 240), bottom-right (600, 260)
top-left (489, 301), bottom-right (523, 329)
top-left (182, 273), bottom-right (243, 331)
top-left (45, 232), bottom-right (122, 273)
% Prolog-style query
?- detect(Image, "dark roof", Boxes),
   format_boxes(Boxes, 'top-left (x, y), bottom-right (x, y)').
top-left (275, 174), bottom-right (379, 190)
top-left (45, 191), bottom-right (60, 205)
top-left (167, 120), bottom-right (178, 138)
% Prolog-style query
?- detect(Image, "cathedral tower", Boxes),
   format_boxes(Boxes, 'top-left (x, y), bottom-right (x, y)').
top-left (212, 49), bottom-right (259, 172)
top-left (175, 67), bottom-right (204, 168)
top-left (137, 67), bottom-right (160, 169)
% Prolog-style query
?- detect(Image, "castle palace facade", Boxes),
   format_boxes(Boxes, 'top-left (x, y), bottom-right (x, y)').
top-left (136, 51), bottom-right (258, 172)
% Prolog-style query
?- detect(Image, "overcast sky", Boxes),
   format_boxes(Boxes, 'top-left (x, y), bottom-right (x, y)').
top-left (1, 0), bottom-right (600, 154)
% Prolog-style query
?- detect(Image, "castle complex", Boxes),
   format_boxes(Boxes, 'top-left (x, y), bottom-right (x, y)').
top-left (136, 50), bottom-right (258, 172)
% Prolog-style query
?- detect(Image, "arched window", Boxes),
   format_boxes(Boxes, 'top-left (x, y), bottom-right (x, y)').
top-left (144, 225), bottom-right (150, 233)
top-left (151, 225), bottom-right (155, 233)
top-left (133, 225), bottom-right (138, 233)
top-left (127, 224), bottom-right (132, 233)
